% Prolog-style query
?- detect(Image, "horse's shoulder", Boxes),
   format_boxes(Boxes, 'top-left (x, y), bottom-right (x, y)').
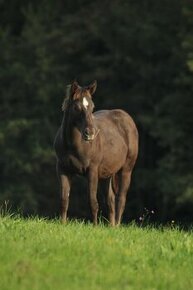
top-left (54, 127), bottom-right (68, 159)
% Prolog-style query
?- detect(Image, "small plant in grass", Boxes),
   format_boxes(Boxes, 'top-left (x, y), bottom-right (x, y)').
top-left (138, 207), bottom-right (155, 226)
top-left (0, 200), bottom-right (13, 217)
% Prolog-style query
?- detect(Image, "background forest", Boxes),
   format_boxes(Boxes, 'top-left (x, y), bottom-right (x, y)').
top-left (1, 0), bottom-right (193, 224)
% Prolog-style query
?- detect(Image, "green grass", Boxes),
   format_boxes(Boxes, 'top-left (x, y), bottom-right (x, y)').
top-left (0, 216), bottom-right (193, 290)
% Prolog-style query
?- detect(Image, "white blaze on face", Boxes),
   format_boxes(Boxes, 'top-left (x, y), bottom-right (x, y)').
top-left (83, 97), bottom-right (89, 110)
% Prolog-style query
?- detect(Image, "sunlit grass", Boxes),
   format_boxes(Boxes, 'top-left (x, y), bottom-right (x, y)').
top-left (0, 216), bottom-right (193, 290)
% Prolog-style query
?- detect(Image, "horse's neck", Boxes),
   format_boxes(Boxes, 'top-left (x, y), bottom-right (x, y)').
top-left (61, 111), bottom-right (82, 150)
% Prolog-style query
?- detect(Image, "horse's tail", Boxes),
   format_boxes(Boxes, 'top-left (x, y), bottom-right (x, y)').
top-left (112, 173), bottom-right (119, 194)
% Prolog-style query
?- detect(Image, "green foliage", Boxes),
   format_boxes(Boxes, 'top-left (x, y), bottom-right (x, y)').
top-left (0, 0), bottom-right (193, 221)
top-left (0, 217), bottom-right (193, 290)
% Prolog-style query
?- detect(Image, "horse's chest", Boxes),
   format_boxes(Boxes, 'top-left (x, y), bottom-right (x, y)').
top-left (62, 152), bottom-right (89, 175)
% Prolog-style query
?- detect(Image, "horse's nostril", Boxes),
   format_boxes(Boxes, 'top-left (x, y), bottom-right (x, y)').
top-left (84, 128), bottom-right (90, 136)
top-left (83, 128), bottom-right (95, 140)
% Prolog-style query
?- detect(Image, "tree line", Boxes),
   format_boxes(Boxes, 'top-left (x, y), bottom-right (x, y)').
top-left (1, 0), bottom-right (193, 223)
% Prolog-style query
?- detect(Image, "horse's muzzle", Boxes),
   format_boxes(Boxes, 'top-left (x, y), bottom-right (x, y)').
top-left (83, 127), bottom-right (96, 141)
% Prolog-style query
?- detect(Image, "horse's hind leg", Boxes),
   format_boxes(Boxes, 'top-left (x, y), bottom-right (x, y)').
top-left (116, 169), bottom-right (132, 226)
top-left (106, 177), bottom-right (115, 226)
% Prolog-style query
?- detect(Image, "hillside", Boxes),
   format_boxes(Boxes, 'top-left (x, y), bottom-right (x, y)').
top-left (0, 217), bottom-right (193, 290)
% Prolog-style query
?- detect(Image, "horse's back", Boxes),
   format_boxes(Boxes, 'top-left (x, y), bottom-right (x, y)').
top-left (94, 109), bottom-right (136, 130)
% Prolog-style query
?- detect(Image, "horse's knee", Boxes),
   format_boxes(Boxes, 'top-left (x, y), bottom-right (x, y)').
top-left (90, 198), bottom-right (99, 212)
top-left (119, 194), bottom-right (126, 206)
top-left (61, 196), bottom-right (69, 211)
top-left (61, 196), bottom-right (69, 204)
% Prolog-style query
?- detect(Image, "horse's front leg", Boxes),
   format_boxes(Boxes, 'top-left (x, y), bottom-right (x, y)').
top-left (60, 174), bottom-right (71, 223)
top-left (88, 167), bottom-right (99, 225)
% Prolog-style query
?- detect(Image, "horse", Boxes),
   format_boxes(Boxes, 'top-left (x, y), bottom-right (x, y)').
top-left (54, 80), bottom-right (138, 226)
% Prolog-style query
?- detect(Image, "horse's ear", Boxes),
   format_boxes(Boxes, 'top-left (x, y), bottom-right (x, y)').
top-left (70, 80), bottom-right (79, 96)
top-left (88, 80), bottom-right (97, 96)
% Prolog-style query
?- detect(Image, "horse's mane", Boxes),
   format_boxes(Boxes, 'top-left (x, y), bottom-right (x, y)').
top-left (62, 84), bottom-right (71, 112)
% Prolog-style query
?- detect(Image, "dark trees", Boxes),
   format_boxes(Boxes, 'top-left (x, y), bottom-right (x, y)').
top-left (0, 0), bottom-right (193, 222)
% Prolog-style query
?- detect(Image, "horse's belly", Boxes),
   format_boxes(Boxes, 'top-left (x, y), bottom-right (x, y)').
top-left (98, 142), bottom-right (127, 178)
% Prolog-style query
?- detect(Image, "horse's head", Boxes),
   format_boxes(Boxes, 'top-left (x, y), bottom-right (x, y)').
top-left (63, 80), bottom-right (98, 141)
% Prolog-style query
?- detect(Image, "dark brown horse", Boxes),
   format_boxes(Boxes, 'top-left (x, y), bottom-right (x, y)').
top-left (54, 81), bottom-right (138, 226)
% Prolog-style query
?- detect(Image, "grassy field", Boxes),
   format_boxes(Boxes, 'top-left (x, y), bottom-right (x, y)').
top-left (0, 216), bottom-right (193, 290)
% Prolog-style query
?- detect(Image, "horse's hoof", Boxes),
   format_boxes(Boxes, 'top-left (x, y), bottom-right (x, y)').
top-left (61, 219), bottom-right (67, 224)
